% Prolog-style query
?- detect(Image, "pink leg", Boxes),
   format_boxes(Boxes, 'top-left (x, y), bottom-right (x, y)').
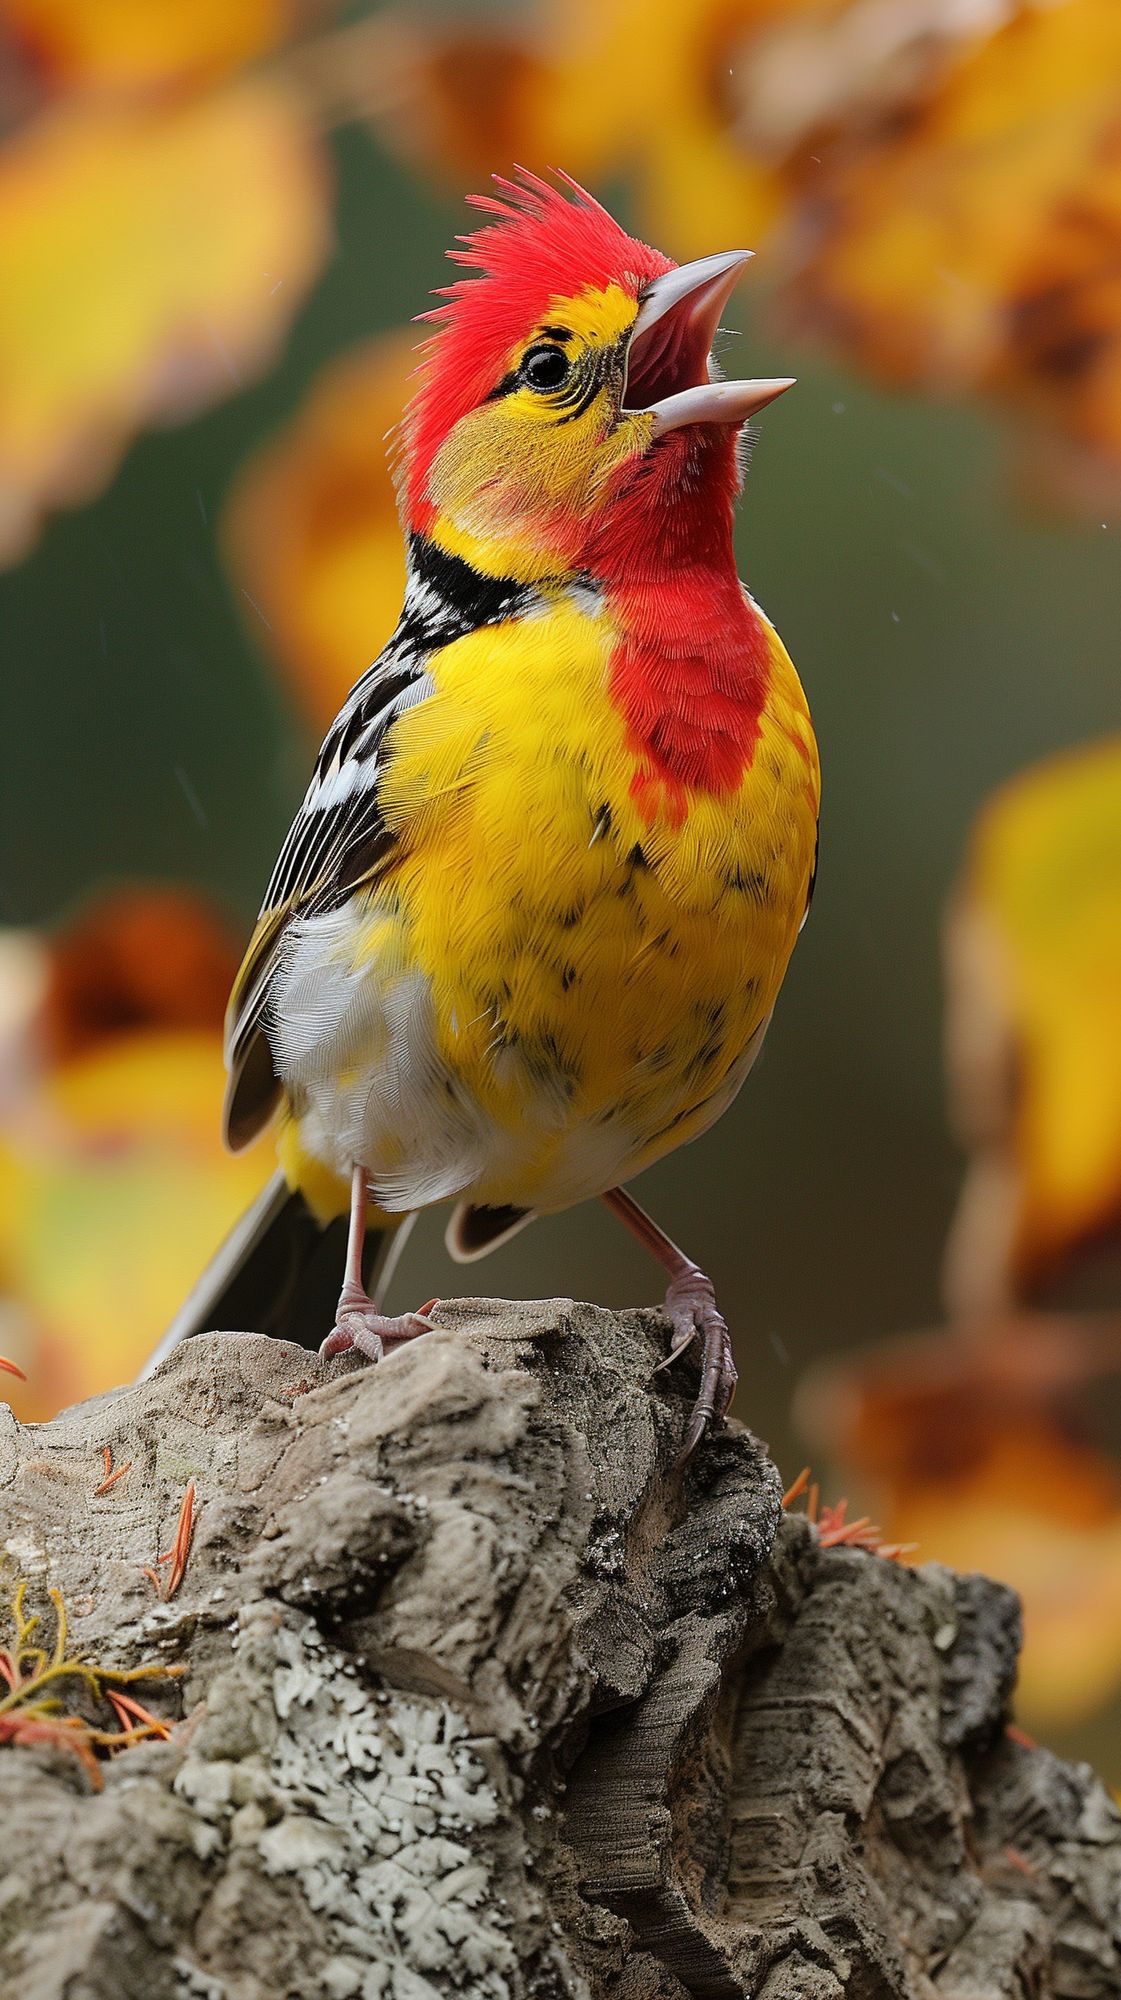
top-left (602, 1185), bottom-right (737, 1458)
top-left (320, 1165), bottom-right (435, 1362)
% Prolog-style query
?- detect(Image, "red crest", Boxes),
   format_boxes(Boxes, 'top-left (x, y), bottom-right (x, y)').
top-left (402, 170), bottom-right (672, 528)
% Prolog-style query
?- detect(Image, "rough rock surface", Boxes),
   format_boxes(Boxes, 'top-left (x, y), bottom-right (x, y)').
top-left (0, 1297), bottom-right (1117, 1999)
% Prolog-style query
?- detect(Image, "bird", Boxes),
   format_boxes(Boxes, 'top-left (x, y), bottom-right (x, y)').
top-left (152, 170), bottom-right (820, 1456)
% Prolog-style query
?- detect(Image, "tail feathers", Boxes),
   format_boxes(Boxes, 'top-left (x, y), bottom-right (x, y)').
top-left (141, 1170), bottom-right (396, 1379)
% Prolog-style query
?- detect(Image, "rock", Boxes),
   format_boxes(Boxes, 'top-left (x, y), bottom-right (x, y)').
top-left (0, 1297), bottom-right (1117, 1999)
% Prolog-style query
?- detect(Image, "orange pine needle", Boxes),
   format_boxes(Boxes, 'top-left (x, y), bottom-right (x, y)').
top-left (0, 1712), bottom-right (102, 1786)
top-left (818, 1497), bottom-right (889, 1553)
top-left (93, 1446), bottom-right (132, 1497)
top-left (0, 1575), bottom-right (184, 1789)
top-left (818, 1500), bottom-right (879, 1547)
top-left (1003, 1845), bottom-right (1037, 1878)
top-left (781, 1478), bottom-right (916, 1562)
top-left (820, 1517), bottom-right (872, 1544)
top-left (163, 1481), bottom-right (195, 1600)
top-left (143, 1482), bottom-right (198, 1599)
top-left (106, 1689), bottom-right (172, 1739)
top-left (1005, 1722), bottom-right (1038, 1750)
top-left (0, 1356), bottom-right (26, 1382)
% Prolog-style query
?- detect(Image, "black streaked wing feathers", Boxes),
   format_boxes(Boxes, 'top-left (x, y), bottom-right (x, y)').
top-left (222, 651), bottom-right (428, 1145)
top-left (222, 538), bottom-right (541, 1151)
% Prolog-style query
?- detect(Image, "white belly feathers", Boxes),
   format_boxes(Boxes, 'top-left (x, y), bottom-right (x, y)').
top-left (267, 894), bottom-right (767, 1217)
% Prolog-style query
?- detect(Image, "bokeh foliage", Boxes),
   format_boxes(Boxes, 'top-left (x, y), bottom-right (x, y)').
top-left (1, 0), bottom-right (1120, 1773)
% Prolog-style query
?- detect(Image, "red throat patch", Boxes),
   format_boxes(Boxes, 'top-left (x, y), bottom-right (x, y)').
top-left (609, 569), bottom-right (770, 821)
top-left (403, 170), bottom-right (672, 530)
top-left (582, 428), bottom-right (771, 816)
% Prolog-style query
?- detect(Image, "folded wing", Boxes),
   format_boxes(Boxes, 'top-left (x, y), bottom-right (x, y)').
top-left (223, 650), bottom-right (434, 1150)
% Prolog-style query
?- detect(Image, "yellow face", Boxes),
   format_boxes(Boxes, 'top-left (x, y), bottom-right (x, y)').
top-left (424, 282), bottom-right (655, 581)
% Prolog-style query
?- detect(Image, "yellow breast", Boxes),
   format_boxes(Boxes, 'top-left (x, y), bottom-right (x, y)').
top-left (356, 589), bottom-right (819, 1206)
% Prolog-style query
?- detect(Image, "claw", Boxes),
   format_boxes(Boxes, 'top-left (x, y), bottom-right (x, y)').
top-left (320, 1285), bottom-right (436, 1364)
top-left (653, 1323), bottom-right (700, 1373)
top-left (661, 1264), bottom-right (737, 1460)
top-left (600, 1188), bottom-right (738, 1463)
top-left (322, 1165), bottom-right (435, 1366)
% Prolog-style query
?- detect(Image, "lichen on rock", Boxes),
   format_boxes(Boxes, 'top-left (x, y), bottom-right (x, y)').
top-left (174, 1607), bottom-right (515, 1998)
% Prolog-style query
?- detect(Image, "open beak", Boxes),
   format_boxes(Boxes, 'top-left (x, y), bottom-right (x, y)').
top-left (623, 249), bottom-right (794, 436)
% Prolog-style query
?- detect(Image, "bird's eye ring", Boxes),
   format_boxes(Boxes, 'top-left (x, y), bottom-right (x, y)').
top-left (520, 344), bottom-right (570, 393)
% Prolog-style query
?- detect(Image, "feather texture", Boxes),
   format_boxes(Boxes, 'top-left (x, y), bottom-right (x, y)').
top-left (242, 576), bottom-right (816, 1219)
top-left (222, 539), bottom-right (541, 1148)
top-left (220, 173), bottom-right (820, 1265)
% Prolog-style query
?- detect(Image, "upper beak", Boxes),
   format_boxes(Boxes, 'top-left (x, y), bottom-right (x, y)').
top-left (623, 249), bottom-right (794, 436)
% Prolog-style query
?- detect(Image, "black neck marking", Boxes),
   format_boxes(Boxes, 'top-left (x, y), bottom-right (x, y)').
top-left (401, 533), bottom-right (532, 648)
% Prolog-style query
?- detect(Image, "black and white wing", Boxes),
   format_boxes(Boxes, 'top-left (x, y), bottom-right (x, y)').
top-left (222, 648), bottom-right (433, 1150)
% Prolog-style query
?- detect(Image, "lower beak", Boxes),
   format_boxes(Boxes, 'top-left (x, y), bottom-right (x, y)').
top-left (623, 250), bottom-right (794, 435)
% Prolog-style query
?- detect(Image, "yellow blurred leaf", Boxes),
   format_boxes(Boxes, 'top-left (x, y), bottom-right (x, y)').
top-left (904, 1442), bottom-right (1121, 1730)
top-left (797, 1316), bottom-right (1121, 1730)
top-left (783, 0), bottom-right (1121, 442)
top-left (0, 0), bottom-right (293, 97)
top-left (224, 333), bottom-right (413, 730)
top-left (0, 1034), bottom-right (270, 1417)
top-left (0, 82), bottom-right (330, 563)
top-left (0, 891), bottom-right (271, 1418)
top-left (945, 737), bottom-right (1121, 1311)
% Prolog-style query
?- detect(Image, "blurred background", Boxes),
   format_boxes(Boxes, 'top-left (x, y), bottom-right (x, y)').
top-left (1, 0), bottom-right (1120, 1775)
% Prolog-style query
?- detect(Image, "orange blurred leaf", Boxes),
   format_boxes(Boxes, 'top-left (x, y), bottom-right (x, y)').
top-left (1, 0), bottom-right (294, 98)
top-left (224, 333), bottom-right (414, 730)
top-left (368, 0), bottom-right (791, 257)
top-left (944, 736), bottom-right (1121, 1313)
top-left (798, 1315), bottom-right (1121, 1730)
top-left (0, 82), bottom-right (330, 563)
top-left (39, 886), bottom-right (241, 1063)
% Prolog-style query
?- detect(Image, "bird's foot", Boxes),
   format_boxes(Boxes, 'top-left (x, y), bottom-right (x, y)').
top-left (657, 1264), bottom-right (738, 1458)
top-left (320, 1281), bottom-right (437, 1364)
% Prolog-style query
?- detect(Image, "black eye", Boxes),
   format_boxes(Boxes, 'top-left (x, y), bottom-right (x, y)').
top-left (521, 344), bottom-right (570, 392)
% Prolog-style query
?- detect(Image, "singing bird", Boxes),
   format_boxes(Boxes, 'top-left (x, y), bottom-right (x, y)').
top-left (157, 172), bottom-right (820, 1454)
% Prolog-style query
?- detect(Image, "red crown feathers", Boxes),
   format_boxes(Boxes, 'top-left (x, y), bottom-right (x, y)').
top-left (401, 170), bottom-right (673, 529)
